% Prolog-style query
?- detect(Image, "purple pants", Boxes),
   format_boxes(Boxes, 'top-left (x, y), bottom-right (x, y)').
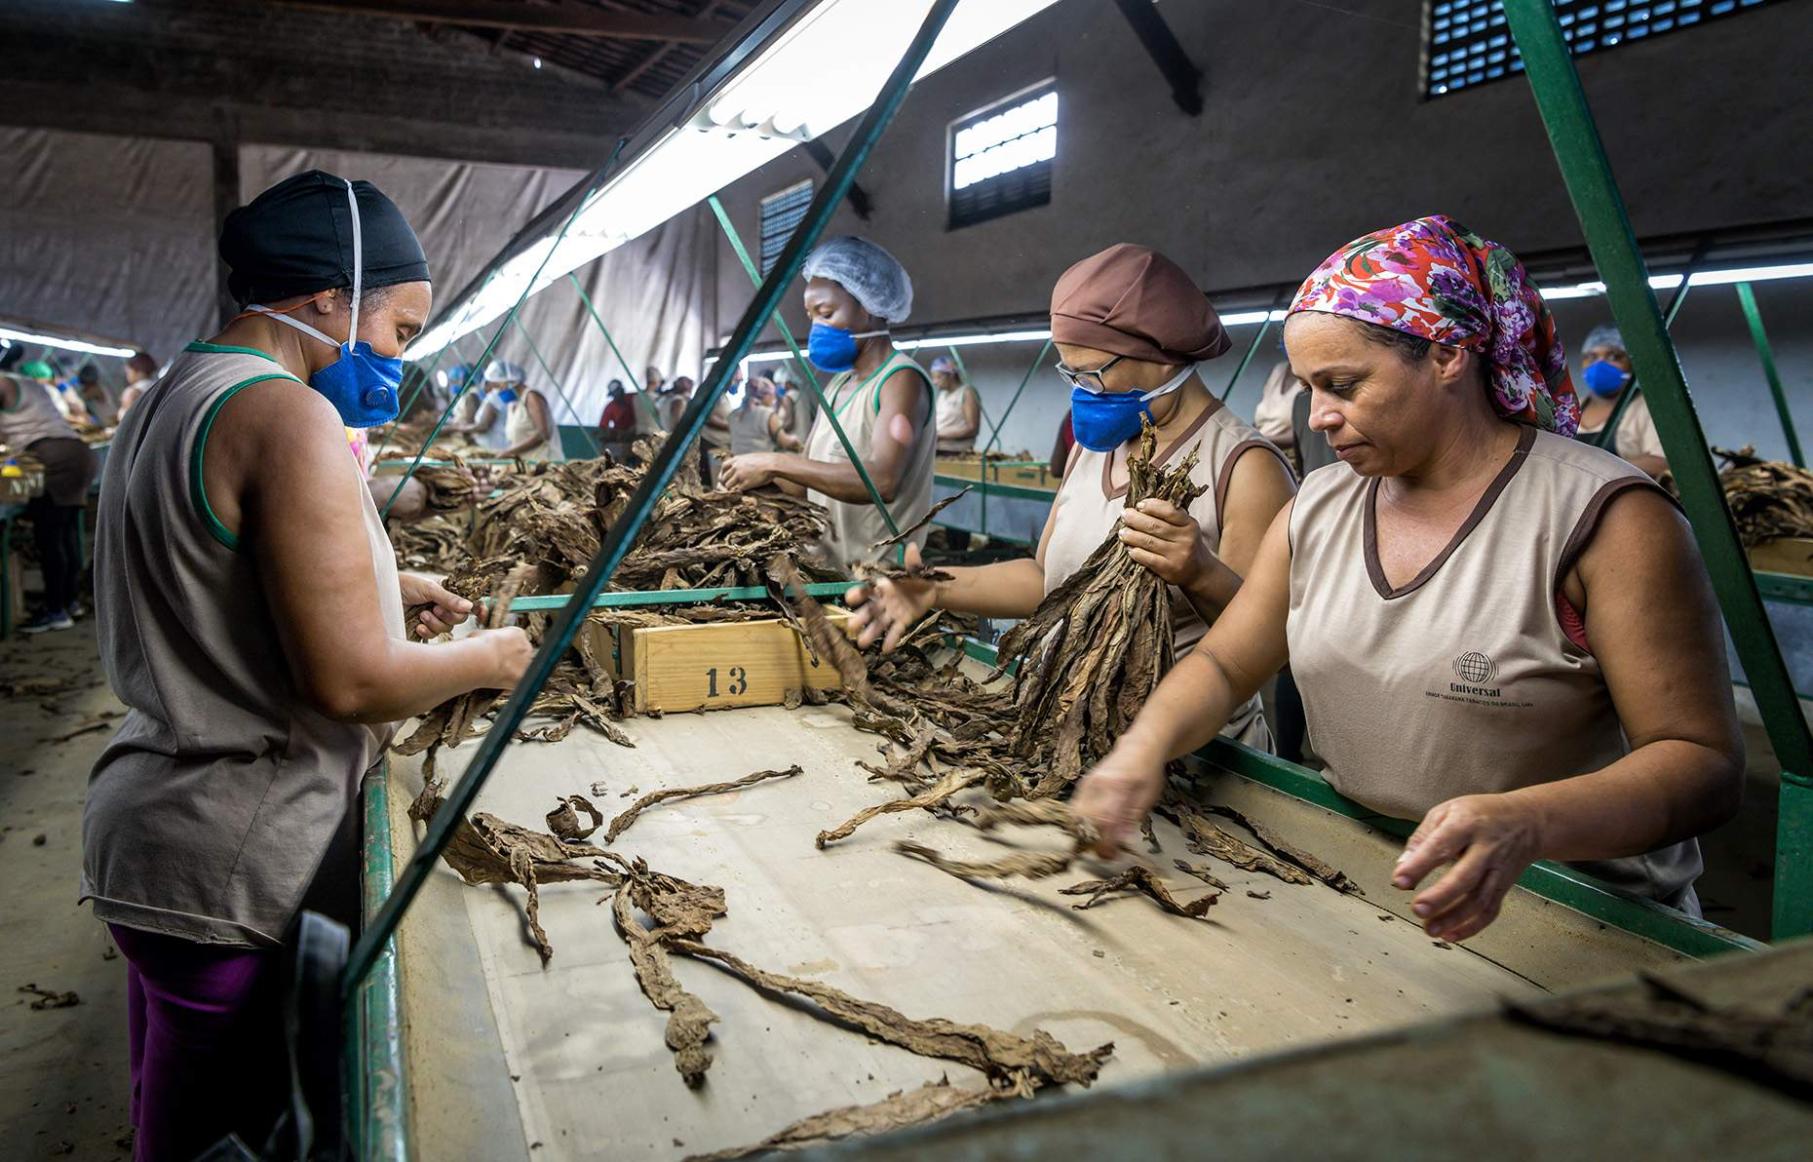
top-left (109, 925), bottom-right (286, 1162)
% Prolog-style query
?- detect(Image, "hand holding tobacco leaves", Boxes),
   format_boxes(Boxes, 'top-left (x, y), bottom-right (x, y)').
top-left (845, 542), bottom-right (940, 652)
top-left (1116, 497), bottom-right (1214, 590)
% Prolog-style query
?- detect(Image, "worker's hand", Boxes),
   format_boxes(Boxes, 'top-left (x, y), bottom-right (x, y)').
top-left (719, 452), bottom-right (779, 491)
top-left (1392, 793), bottom-right (1543, 942)
top-left (1118, 499), bottom-right (1213, 589)
top-left (399, 573), bottom-right (475, 638)
top-left (476, 625), bottom-right (535, 689)
top-left (845, 544), bottom-right (938, 653)
top-left (1070, 742), bottom-right (1168, 857)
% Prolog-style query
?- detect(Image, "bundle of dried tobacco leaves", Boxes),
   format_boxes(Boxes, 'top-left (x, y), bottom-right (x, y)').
top-left (1701, 445), bottom-right (1813, 548)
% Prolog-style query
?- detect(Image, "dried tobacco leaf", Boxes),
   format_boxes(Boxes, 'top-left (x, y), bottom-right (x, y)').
top-left (1203, 804), bottom-right (1360, 894)
top-left (669, 940), bottom-right (1113, 1087)
top-left (545, 794), bottom-right (603, 841)
top-left (869, 486), bottom-right (972, 552)
top-left (599, 854), bottom-right (729, 1087)
top-left (407, 768), bottom-right (618, 963)
top-left (1703, 447), bottom-right (1813, 548)
top-left (1159, 804), bottom-right (1314, 887)
top-left (1060, 866), bottom-right (1217, 919)
top-left (1173, 859), bottom-right (1230, 891)
top-left (684, 1077), bottom-right (1017, 1162)
top-left (816, 767), bottom-right (985, 849)
top-left (603, 765), bottom-right (804, 845)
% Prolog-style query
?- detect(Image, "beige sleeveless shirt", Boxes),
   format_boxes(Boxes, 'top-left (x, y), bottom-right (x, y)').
top-left (1045, 399), bottom-right (1287, 750)
top-left (1286, 426), bottom-right (1700, 909)
top-left (1, 371), bottom-right (80, 447)
top-left (83, 342), bottom-right (407, 946)
top-left (505, 390), bottom-right (560, 461)
top-left (804, 351), bottom-right (936, 565)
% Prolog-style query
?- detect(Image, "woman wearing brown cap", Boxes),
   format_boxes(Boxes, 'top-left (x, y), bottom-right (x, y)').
top-left (846, 243), bottom-right (1296, 750)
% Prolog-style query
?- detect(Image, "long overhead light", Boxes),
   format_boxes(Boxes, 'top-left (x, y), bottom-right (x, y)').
top-left (0, 325), bottom-right (136, 359)
top-left (409, 0), bottom-right (1063, 360)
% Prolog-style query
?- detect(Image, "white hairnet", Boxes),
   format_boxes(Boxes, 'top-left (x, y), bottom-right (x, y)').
top-left (1580, 324), bottom-right (1624, 357)
top-left (801, 236), bottom-right (913, 323)
top-left (484, 359), bottom-right (526, 384)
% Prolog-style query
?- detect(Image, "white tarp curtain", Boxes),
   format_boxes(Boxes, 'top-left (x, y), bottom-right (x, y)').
top-left (0, 127), bottom-right (217, 375)
top-left (241, 146), bottom-right (718, 426)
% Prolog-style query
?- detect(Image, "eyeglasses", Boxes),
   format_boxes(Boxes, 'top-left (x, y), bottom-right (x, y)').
top-left (1054, 354), bottom-right (1125, 393)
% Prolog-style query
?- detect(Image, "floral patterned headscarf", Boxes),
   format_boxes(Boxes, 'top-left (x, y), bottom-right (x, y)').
top-left (1289, 215), bottom-right (1578, 437)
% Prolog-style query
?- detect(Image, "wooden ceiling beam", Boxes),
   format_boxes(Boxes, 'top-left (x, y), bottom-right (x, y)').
top-left (262, 0), bottom-right (736, 43)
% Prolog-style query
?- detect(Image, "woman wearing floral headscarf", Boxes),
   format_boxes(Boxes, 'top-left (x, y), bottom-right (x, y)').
top-left (1073, 216), bottom-right (1741, 942)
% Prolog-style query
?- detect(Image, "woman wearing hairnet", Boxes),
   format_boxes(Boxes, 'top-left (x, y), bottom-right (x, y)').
top-left (1572, 324), bottom-right (1667, 478)
top-left (720, 236), bottom-right (935, 565)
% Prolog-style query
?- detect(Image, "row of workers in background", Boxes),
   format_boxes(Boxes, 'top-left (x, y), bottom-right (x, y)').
top-left (0, 345), bottom-right (163, 431)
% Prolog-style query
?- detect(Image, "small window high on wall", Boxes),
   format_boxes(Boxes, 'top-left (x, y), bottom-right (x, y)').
top-left (1426, 0), bottom-right (1786, 98)
top-left (759, 180), bottom-right (814, 275)
top-left (947, 82), bottom-right (1057, 230)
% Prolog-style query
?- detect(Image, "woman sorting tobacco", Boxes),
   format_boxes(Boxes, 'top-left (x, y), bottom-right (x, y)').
top-left (82, 170), bottom-right (532, 1160)
top-left (719, 236), bottom-right (936, 564)
top-left (846, 244), bottom-right (1296, 750)
top-left (1072, 216), bottom-right (1743, 941)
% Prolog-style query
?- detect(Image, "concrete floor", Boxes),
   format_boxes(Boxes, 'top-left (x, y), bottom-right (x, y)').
top-left (0, 599), bottom-right (1787, 1160)
top-left (0, 618), bottom-right (133, 1161)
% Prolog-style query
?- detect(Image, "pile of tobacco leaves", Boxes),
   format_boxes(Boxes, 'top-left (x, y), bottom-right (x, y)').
top-left (1699, 446), bottom-right (1813, 548)
top-left (391, 435), bottom-right (842, 756)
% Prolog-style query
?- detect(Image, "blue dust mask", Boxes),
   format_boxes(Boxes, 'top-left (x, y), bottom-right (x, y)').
top-left (1069, 363), bottom-right (1196, 452)
top-left (1581, 359), bottom-right (1630, 400)
top-left (490, 387), bottom-right (520, 406)
top-left (249, 179), bottom-right (403, 428)
top-left (806, 320), bottom-right (888, 374)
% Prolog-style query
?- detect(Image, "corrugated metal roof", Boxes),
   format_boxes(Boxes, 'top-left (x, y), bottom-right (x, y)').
top-left (465, 0), bottom-right (756, 99)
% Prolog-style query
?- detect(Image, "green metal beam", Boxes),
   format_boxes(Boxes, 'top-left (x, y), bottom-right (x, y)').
top-left (1502, 0), bottom-right (1813, 941)
top-left (1735, 282), bottom-right (1805, 468)
top-left (941, 345), bottom-right (997, 433)
top-left (348, 764), bottom-right (408, 1162)
top-left (502, 580), bottom-right (849, 613)
top-left (977, 338), bottom-right (1055, 538)
top-left (706, 193), bottom-right (901, 540)
top-left (371, 342), bottom-right (453, 466)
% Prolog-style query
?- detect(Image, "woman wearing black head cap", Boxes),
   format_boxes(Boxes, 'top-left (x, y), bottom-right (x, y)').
top-left (81, 170), bottom-right (533, 1160)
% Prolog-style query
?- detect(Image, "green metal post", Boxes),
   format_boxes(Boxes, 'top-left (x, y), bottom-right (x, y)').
top-left (343, 0), bottom-right (964, 994)
top-left (1735, 282), bottom-right (1805, 468)
top-left (568, 273), bottom-right (644, 395)
top-left (1504, 0), bottom-right (1813, 940)
top-left (706, 193), bottom-right (901, 539)
top-left (510, 315), bottom-right (603, 458)
top-left (1591, 276), bottom-right (1693, 451)
top-left (1218, 293), bottom-right (1286, 401)
top-left (348, 766), bottom-right (407, 1161)
top-left (977, 338), bottom-right (1055, 539)
top-left (382, 140), bottom-right (625, 517)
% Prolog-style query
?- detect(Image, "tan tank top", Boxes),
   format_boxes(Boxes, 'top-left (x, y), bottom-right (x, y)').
top-left (804, 351), bottom-right (936, 565)
top-left (83, 341), bottom-right (407, 946)
top-left (729, 401), bottom-right (776, 455)
top-left (505, 391), bottom-right (560, 461)
top-left (1286, 426), bottom-right (1701, 908)
top-left (0, 371), bottom-right (80, 447)
top-left (1045, 398), bottom-right (1288, 750)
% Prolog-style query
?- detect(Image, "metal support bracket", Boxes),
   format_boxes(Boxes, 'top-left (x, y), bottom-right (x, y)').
top-left (1111, 0), bottom-right (1204, 116)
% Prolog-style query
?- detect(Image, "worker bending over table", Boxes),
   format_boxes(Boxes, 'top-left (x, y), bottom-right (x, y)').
top-left (721, 236), bottom-right (935, 565)
top-left (846, 244), bottom-right (1295, 750)
top-left (80, 170), bottom-right (532, 1160)
top-left (1072, 216), bottom-right (1742, 941)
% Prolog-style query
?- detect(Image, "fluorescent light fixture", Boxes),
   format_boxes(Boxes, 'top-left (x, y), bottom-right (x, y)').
top-left (409, 0), bottom-right (1064, 359)
top-left (895, 328), bottom-right (1050, 350)
top-left (0, 325), bottom-right (135, 359)
top-left (1535, 263), bottom-right (1813, 303)
top-left (1219, 309), bottom-right (1290, 327)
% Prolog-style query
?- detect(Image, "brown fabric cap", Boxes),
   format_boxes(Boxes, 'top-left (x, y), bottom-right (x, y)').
top-left (1050, 244), bottom-right (1231, 365)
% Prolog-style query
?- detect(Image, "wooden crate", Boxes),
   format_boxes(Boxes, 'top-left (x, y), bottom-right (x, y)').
top-left (618, 609), bottom-right (854, 713)
top-left (933, 454), bottom-right (987, 483)
top-left (1750, 537), bottom-right (1813, 578)
top-left (991, 462), bottom-right (1053, 489)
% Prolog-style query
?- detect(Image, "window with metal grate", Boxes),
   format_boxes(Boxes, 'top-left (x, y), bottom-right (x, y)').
top-left (1425, 0), bottom-right (1790, 98)
top-left (947, 82), bottom-right (1058, 230)
top-left (759, 179), bottom-right (815, 276)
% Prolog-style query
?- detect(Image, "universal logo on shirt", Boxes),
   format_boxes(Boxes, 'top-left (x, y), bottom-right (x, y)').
top-left (1450, 651), bottom-right (1498, 696)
